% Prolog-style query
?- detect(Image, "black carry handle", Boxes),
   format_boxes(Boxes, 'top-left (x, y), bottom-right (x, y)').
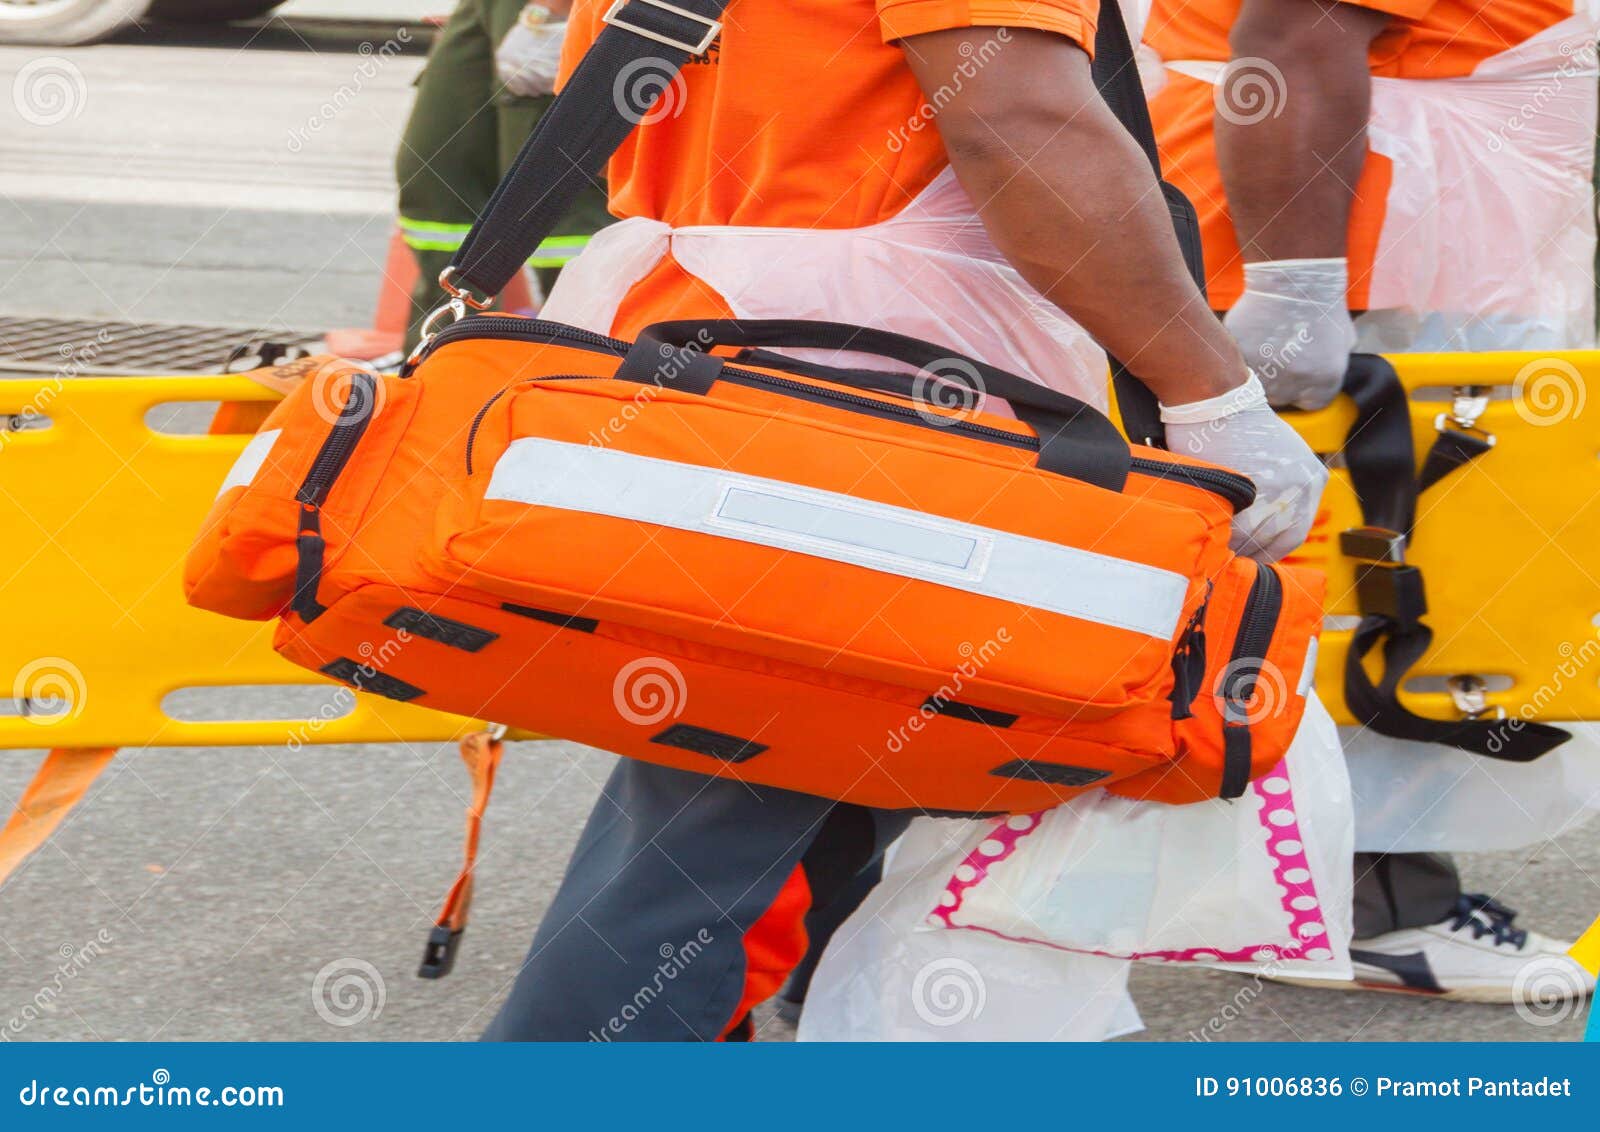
top-left (633, 318), bottom-right (1134, 490)
top-left (440, 0), bottom-right (1202, 451)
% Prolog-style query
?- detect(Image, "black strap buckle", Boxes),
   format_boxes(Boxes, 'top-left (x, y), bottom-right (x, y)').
top-left (1352, 563), bottom-right (1428, 629)
top-left (1340, 526), bottom-right (1407, 564)
top-left (602, 0), bottom-right (721, 53)
top-left (417, 925), bottom-right (464, 980)
top-left (1341, 526), bottom-right (1426, 628)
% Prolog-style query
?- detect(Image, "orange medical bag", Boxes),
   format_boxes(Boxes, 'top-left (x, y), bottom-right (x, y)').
top-left (182, 0), bottom-right (1325, 812)
top-left (184, 318), bottom-right (1322, 812)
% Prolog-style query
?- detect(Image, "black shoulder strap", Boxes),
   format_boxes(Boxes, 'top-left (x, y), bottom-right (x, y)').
top-left (448, 0), bottom-right (728, 302)
top-left (442, 0), bottom-right (1201, 449)
top-left (1092, 4), bottom-right (1200, 448)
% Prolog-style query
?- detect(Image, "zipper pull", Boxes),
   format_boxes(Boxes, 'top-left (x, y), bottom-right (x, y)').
top-left (1168, 592), bottom-right (1209, 720)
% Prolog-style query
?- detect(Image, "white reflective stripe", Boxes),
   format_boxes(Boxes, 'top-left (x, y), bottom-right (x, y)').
top-left (1296, 636), bottom-right (1319, 698)
top-left (216, 429), bottom-right (281, 497)
top-left (484, 437), bottom-right (1188, 639)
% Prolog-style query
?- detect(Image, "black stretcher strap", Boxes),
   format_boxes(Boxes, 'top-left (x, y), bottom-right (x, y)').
top-left (1337, 354), bottom-right (1568, 762)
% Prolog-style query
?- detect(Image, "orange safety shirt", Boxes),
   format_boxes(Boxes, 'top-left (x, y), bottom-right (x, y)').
top-left (556, 0), bottom-right (1101, 333)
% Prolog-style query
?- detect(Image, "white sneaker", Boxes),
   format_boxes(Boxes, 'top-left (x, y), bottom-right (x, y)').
top-left (1276, 894), bottom-right (1598, 1004)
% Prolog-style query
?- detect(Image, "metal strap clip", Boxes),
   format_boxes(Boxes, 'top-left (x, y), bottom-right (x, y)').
top-left (437, 266), bottom-right (492, 311)
top-left (1447, 674), bottom-right (1506, 721)
top-left (1434, 385), bottom-right (1497, 446)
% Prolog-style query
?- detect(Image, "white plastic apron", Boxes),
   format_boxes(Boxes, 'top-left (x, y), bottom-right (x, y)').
top-left (541, 167), bottom-right (1112, 409)
top-left (1166, 13), bottom-right (1600, 352)
top-left (1167, 19), bottom-right (1600, 851)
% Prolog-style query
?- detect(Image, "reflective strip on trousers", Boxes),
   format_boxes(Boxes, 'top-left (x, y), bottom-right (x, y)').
top-left (400, 218), bottom-right (589, 266)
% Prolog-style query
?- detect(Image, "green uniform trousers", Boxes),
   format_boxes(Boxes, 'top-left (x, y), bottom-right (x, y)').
top-left (396, 0), bottom-right (612, 348)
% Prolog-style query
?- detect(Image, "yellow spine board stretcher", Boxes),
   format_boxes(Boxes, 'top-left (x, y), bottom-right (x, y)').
top-left (1289, 352), bottom-right (1600, 728)
top-left (0, 371), bottom-right (533, 893)
top-left (2, 352), bottom-right (1599, 888)
top-left (1574, 915), bottom-right (1600, 976)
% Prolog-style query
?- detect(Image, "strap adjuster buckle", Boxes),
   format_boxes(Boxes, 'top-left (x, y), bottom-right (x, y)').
top-left (1339, 526), bottom-right (1407, 565)
top-left (1352, 563), bottom-right (1427, 628)
top-left (1342, 528), bottom-right (1426, 627)
top-left (602, 0), bottom-right (721, 54)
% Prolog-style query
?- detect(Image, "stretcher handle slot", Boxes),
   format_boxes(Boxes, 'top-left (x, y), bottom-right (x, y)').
top-left (638, 318), bottom-right (1133, 492)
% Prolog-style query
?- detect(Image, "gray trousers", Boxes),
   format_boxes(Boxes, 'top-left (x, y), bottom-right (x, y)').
top-left (483, 758), bottom-right (908, 1041)
top-left (1353, 852), bottom-right (1463, 937)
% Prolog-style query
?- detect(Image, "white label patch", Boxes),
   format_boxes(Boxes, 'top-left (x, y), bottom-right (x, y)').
top-left (711, 484), bottom-right (989, 581)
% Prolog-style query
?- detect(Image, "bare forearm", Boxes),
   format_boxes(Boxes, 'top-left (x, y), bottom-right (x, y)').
top-left (1217, 6), bottom-right (1383, 259)
top-left (945, 105), bottom-right (1244, 404)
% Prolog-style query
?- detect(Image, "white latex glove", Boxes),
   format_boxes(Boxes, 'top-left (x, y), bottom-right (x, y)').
top-left (496, 5), bottom-right (567, 97)
top-left (1223, 258), bottom-right (1357, 411)
top-left (1162, 374), bottom-right (1329, 561)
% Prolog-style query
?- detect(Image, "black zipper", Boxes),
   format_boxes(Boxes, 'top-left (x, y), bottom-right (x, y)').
top-left (291, 370), bottom-right (379, 622)
top-left (433, 321), bottom-right (1256, 511)
top-left (296, 371), bottom-right (379, 507)
top-left (404, 316), bottom-right (628, 375)
top-left (1219, 562), bottom-right (1284, 799)
top-left (464, 390), bottom-right (507, 478)
top-left (464, 376), bottom-right (591, 475)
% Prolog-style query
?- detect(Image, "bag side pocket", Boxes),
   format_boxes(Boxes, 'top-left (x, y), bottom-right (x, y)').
top-left (185, 368), bottom-right (402, 621)
top-left (1107, 557), bottom-right (1325, 805)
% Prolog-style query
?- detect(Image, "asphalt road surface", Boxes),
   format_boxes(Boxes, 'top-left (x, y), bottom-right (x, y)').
top-left (1, 18), bottom-right (1596, 1043)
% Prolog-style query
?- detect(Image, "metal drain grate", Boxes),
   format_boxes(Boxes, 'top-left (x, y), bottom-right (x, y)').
top-left (0, 316), bottom-right (322, 375)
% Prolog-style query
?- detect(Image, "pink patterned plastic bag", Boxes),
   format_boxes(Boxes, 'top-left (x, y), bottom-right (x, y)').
top-left (929, 698), bottom-right (1354, 978)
